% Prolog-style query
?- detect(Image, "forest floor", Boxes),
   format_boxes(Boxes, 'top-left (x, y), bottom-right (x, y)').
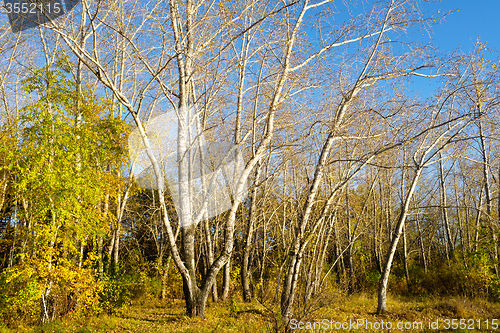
top-left (3, 293), bottom-right (500, 332)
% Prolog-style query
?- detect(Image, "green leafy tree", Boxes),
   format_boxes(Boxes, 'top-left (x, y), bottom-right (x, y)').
top-left (0, 58), bottom-right (129, 324)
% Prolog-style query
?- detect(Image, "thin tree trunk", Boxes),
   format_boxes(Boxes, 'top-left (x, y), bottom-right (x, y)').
top-left (221, 257), bottom-right (231, 301)
top-left (402, 224), bottom-right (410, 291)
top-left (454, 170), bottom-right (466, 252)
top-left (107, 228), bottom-right (115, 273)
top-left (377, 167), bottom-right (422, 313)
top-left (478, 117), bottom-right (499, 277)
top-left (161, 255), bottom-right (172, 300)
top-left (241, 162), bottom-right (263, 302)
top-left (346, 189), bottom-right (355, 294)
top-left (113, 220), bottom-right (120, 273)
top-left (204, 216), bottom-right (218, 302)
top-left (98, 236), bottom-right (104, 279)
top-left (304, 226), bottom-right (323, 303)
top-left (415, 213), bottom-right (427, 273)
top-left (439, 153), bottom-right (454, 258)
top-left (474, 188), bottom-right (484, 252)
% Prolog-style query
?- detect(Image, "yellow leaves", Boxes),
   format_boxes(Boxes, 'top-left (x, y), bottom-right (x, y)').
top-left (13, 61), bottom-right (128, 247)
top-left (3, 263), bottom-right (35, 284)
top-left (0, 253), bottom-right (105, 324)
top-left (0, 262), bottom-right (42, 324)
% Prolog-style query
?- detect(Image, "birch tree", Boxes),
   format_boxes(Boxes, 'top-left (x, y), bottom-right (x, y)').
top-left (377, 68), bottom-right (481, 312)
top-left (277, 0), bottom-right (444, 320)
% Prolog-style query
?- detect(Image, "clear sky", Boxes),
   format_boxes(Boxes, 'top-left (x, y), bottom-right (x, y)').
top-left (427, 1), bottom-right (500, 54)
top-left (406, 1), bottom-right (500, 98)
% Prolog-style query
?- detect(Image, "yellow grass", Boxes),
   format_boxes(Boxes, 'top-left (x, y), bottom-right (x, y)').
top-left (2, 293), bottom-right (500, 332)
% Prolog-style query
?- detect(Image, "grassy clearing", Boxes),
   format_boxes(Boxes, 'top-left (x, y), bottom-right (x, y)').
top-left (2, 293), bottom-right (500, 332)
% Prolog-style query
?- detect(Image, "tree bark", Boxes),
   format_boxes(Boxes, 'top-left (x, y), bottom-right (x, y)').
top-left (377, 167), bottom-right (422, 313)
top-left (402, 223), bottom-right (410, 291)
top-left (346, 189), bottom-right (355, 294)
top-left (415, 213), bottom-right (427, 273)
top-left (241, 162), bottom-right (263, 302)
top-left (221, 258), bottom-right (231, 301)
top-left (439, 153), bottom-right (454, 258)
top-left (478, 115), bottom-right (499, 277)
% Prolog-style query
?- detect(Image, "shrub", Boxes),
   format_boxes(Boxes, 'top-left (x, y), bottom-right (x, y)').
top-left (413, 252), bottom-right (498, 300)
top-left (98, 274), bottom-right (132, 314)
top-left (0, 259), bottom-right (104, 326)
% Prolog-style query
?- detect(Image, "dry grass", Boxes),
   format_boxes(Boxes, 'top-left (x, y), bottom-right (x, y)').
top-left (2, 293), bottom-right (500, 332)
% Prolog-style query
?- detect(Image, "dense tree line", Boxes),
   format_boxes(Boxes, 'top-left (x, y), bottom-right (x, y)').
top-left (0, 0), bottom-right (499, 327)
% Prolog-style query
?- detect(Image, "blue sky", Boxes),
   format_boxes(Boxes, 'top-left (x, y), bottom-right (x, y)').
top-left (428, 1), bottom-right (500, 54)
top-left (406, 1), bottom-right (500, 98)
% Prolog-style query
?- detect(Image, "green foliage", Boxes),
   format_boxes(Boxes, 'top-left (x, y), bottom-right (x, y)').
top-left (99, 275), bottom-right (132, 314)
top-left (13, 60), bottom-right (127, 238)
top-left (0, 258), bottom-right (104, 325)
top-left (0, 58), bottom-right (129, 326)
top-left (159, 266), bottom-right (184, 300)
top-left (411, 252), bottom-right (499, 300)
top-left (228, 298), bottom-right (240, 317)
top-left (364, 270), bottom-right (382, 290)
top-left (443, 252), bottom-right (497, 299)
top-left (0, 263), bottom-right (41, 325)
